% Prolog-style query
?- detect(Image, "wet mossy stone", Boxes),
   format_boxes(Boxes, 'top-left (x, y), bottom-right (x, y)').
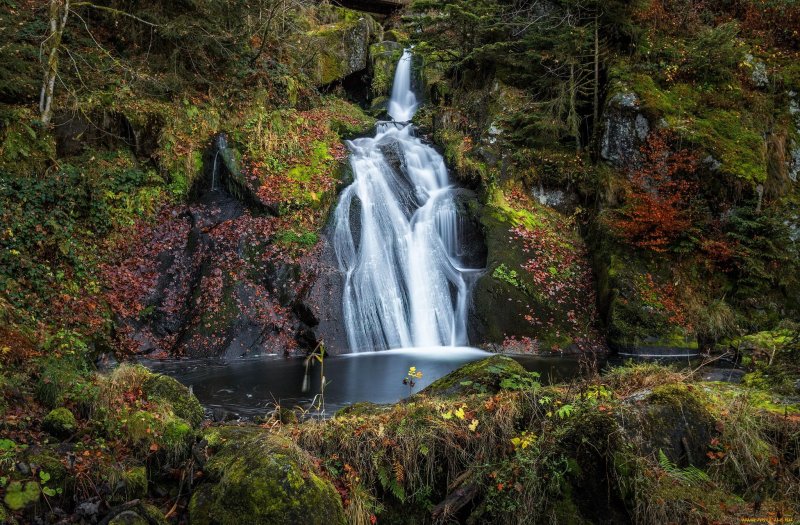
top-left (105, 502), bottom-right (168, 525)
top-left (142, 374), bottom-right (204, 427)
top-left (621, 384), bottom-right (716, 468)
top-left (42, 407), bottom-right (77, 439)
top-left (421, 356), bottom-right (530, 397)
top-left (189, 426), bottom-right (346, 525)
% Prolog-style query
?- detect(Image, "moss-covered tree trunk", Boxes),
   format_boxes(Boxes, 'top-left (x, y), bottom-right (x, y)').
top-left (40, 0), bottom-right (70, 126)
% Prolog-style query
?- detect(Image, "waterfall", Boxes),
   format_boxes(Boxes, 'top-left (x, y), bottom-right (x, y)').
top-left (333, 50), bottom-right (480, 352)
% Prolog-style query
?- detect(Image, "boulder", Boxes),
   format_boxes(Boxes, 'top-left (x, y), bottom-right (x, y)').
top-left (422, 355), bottom-right (531, 397)
top-left (470, 192), bottom-right (599, 352)
top-left (620, 384), bottom-right (717, 467)
top-left (42, 408), bottom-right (77, 439)
top-left (307, 7), bottom-right (379, 87)
top-left (369, 41), bottom-right (403, 99)
top-left (189, 427), bottom-right (346, 525)
top-left (143, 373), bottom-right (204, 427)
top-left (600, 90), bottom-right (650, 168)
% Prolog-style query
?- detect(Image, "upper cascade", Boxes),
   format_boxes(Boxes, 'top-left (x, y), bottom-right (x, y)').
top-left (333, 50), bottom-right (481, 352)
top-left (387, 50), bottom-right (418, 122)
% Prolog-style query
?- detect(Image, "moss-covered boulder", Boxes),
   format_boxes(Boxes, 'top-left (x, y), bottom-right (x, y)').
top-left (142, 374), bottom-right (204, 427)
top-left (422, 355), bottom-right (531, 397)
top-left (42, 407), bottom-right (77, 439)
top-left (25, 447), bottom-right (67, 488)
top-left (189, 426), bottom-right (346, 525)
top-left (621, 384), bottom-right (717, 467)
top-left (306, 7), bottom-right (379, 87)
top-left (105, 502), bottom-right (168, 525)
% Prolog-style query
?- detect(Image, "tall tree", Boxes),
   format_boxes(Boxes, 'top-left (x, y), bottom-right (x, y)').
top-left (40, 0), bottom-right (70, 125)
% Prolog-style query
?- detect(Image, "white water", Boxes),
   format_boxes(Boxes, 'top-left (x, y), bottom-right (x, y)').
top-left (333, 50), bottom-right (481, 352)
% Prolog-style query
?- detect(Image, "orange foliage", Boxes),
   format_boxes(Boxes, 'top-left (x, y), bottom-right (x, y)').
top-left (610, 131), bottom-right (698, 253)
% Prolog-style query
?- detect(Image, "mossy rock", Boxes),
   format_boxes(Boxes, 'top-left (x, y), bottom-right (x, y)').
top-left (42, 407), bottom-right (77, 439)
top-left (189, 426), bottom-right (346, 525)
top-left (25, 447), bottom-right (67, 487)
top-left (106, 502), bottom-right (168, 525)
top-left (422, 355), bottom-right (530, 397)
top-left (306, 8), bottom-right (378, 86)
top-left (124, 466), bottom-right (148, 500)
top-left (142, 374), bottom-right (204, 427)
top-left (621, 384), bottom-right (717, 468)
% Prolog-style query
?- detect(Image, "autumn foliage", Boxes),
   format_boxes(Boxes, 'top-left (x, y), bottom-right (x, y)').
top-left (610, 131), bottom-right (698, 253)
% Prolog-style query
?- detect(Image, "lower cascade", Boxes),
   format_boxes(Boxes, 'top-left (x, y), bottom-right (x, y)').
top-left (333, 50), bottom-right (482, 352)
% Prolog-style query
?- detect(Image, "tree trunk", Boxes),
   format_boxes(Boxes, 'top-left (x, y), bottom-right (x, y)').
top-left (593, 15), bottom-right (600, 138)
top-left (40, 0), bottom-right (70, 126)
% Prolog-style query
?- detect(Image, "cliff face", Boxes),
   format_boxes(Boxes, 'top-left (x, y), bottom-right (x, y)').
top-left (407, 0), bottom-right (800, 355)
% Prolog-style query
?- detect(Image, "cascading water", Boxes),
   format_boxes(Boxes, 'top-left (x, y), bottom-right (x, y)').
top-left (333, 50), bottom-right (481, 352)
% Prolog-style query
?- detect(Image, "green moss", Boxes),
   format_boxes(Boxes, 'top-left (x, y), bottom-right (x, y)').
top-left (422, 355), bottom-right (533, 397)
top-left (611, 62), bottom-right (771, 184)
top-left (124, 466), bottom-right (148, 500)
top-left (26, 448), bottom-right (67, 487)
top-left (190, 426), bottom-right (346, 525)
top-left (3, 481), bottom-right (40, 511)
top-left (625, 384), bottom-right (717, 467)
top-left (142, 374), bottom-right (204, 427)
top-left (42, 408), bottom-right (77, 439)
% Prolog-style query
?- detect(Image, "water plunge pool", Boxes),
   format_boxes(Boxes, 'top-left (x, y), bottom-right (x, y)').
top-left (143, 348), bottom-right (586, 418)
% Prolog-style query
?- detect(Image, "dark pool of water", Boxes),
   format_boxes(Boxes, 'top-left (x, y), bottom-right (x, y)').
top-left (143, 347), bottom-right (586, 418)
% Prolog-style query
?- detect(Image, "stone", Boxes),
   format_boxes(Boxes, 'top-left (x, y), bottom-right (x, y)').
top-left (621, 384), bottom-right (716, 467)
top-left (307, 7), bottom-right (378, 87)
top-left (189, 427), bottom-right (346, 525)
top-left (422, 355), bottom-right (530, 397)
top-left (142, 374), bottom-right (204, 427)
top-left (42, 408), bottom-right (77, 439)
top-left (600, 90), bottom-right (650, 168)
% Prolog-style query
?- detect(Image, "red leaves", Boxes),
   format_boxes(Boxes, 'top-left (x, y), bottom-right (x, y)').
top-left (501, 189), bottom-right (602, 353)
top-left (610, 130), bottom-right (699, 253)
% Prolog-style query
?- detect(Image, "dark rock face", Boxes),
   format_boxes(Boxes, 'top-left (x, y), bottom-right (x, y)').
top-left (600, 91), bottom-right (650, 168)
top-left (305, 232), bottom-right (350, 355)
top-left (53, 110), bottom-right (162, 160)
top-left (109, 139), bottom-right (324, 358)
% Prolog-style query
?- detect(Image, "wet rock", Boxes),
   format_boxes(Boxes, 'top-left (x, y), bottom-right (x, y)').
top-left (305, 232), bottom-right (349, 355)
top-left (189, 427), bottom-right (346, 525)
top-left (699, 368), bottom-right (745, 383)
top-left (369, 40), bottom-right (403, 100)
top-left (600, 90), bottom-right (650, 168)
top-left (76, 497), bottom-right (102, 520)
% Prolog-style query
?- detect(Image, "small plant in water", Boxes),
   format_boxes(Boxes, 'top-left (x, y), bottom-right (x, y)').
top-left (302, 341), bottom-right (328, 416)
top-left (402, 366), bottom-right (423, 391)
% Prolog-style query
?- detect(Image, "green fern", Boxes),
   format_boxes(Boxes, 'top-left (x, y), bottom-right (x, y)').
top-left (657, 449), bottom-right (711, 486)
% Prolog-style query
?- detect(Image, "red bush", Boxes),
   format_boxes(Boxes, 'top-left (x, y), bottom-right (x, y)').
top-left (610, 131), bottom-right (699, 253)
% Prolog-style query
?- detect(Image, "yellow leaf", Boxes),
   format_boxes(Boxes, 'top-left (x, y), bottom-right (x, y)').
top-left (441, 411), bottom-right (453, 420)
top-left (468, 419), bottom-right (479, 432)
top-left (454, 407), bottom-right (465, 420)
